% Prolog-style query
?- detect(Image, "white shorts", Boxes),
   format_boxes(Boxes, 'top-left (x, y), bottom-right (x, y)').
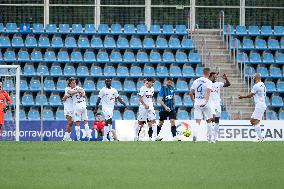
top-left (251, 107), bottom-right (266, 120)
top-left (102, 107), bottom-right (114, 120)
top-left (211, 105), bottom-right (221, 118)
top-left (137, 106), bottom-right (156, 122)
top-left (194, 104), bottom-right (213, 120)
top-left (73, 105), bottom-right (88, 122)
top-left (64, 108), bottom-right (73, 118)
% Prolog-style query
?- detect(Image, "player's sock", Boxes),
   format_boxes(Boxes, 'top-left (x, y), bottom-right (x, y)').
top-left (103, 126), bottom-right (109, 141)
top-left (108, 124), bottom-right (113, 141)
top-left (64, 132), bottom-right (70, 140)
top-left (75, 126), bottom-right (80, 141)
top-left (192, 123), bottom-right (200, 142)
top-left (157, 125), bottom-right (162, 135)
top-left (171, 126), bottom-right (177, 137)
top-left (255, 124), bottom-right (262, 140)
top-left (207, 122), bottom-right (213, 142)
top-left (94, 129), bottom-right (98, 139)
top-left (148, 127), bottom-right (153, 138)
top-left (152, 123), bottom-right (157, 138)
top-left (214, 123), bottom-right (220, 141)
top-left (84, 124), bottom-right (91, 139)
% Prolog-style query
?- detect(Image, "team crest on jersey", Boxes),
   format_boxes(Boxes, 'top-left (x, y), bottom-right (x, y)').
top-left (170, 90), bottom-right (173, 93)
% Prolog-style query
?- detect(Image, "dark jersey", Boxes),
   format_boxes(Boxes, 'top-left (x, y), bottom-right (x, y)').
top-left (159, 85), bottom-right (175, 111)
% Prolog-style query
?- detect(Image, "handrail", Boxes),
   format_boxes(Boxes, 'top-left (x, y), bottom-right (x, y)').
top-left (219, 10), bottom-right (225, 41)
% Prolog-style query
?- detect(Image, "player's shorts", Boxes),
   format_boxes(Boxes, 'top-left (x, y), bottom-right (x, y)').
top-left (251, 107), bottom-right (266, 120)
top-left (102, 107), bottom-right (114, 120)
top-left (137, 106), bottom-right (156, 122)
top-left (64, 107), bottom-right (73, 118)
top-left (73, 105), bottom-right (88, 122)
top-left (0, 112), bottom-right (4, 125)
top-left (211, 105), bottom-right (221, 118)
top-left (96, 128), bottom-right (104, 135)
top-left (159, 110), bottom-right (176, 121)
top-left (194, 104), bottom-right (213, 120)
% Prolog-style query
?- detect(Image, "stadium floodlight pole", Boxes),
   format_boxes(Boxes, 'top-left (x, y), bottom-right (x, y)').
top-left (40, 74), bottom-right (44, 141)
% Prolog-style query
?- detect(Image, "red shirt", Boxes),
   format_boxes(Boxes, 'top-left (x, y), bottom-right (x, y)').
top-left (93, 121), bottom-right (105, 130)
top-left (0, 91), bottom-right (12, 112)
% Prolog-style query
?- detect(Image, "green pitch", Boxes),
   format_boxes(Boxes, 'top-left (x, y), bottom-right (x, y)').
top-left (0, 142), bottom-right (283, 189)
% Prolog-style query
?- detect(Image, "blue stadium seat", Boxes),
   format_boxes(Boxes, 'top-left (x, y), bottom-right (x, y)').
top-left (113, 110), bottom-right (122, 120)
top-left (11, 36), bottom-right (24, 47)
top-left (78, 36), bottom-right (90, 48)
top-left (44, 78), bottom-right (55, 91)
top-left (256, 67), bottom-right (269, 77)
top-left (236, 25), bottom-right (247, 36)
top-left (169, 37), bottom-right (181, 49)
top-left (150, 25), bottom-right (161, 34)
top-left (279, 111), bottom-right (284, 120)
top-left (89, 94), bottom-right (98, 106)
top-left (124, 80), bottom-right (136, 92)
top-left (77, 65), bottom-right (89, 77)
top-left (83, 79), bottom-right (95, 92)
top-left (64, 65), bottom-right (76, 76)
top-left (111, 24), bottom-right (122, 34)
top-left (270, 67), bottom-right (282, 78)
top-left (244, 66), bottom-right (255, 76)
top-left (188, 52), bottom-right (201, 63)
top-left (224, 25), bottom-right (234, 35)
top-left (274, 26), bottom-right (284, 36)
top-left (44, 51), bottom-right (56, 62)
top-left (153, 81), bottom-right (162, 92)
top-left (196, 67), bottom-right (204, 77)
top-left (143, 37), bottom-right (155, 49)
top-left (117, 66), bottom-right (129, 77)
top-left (59, 24), bottom-right (70, 34)
top-left (25, 35), bottom-right (37, 47)
top-left (5, 23), bottom-right (18, 33)
top-left (177, 110), bottom-right (189, 120)
top-left (275, 52), bottom-right (284, 63)
top-left (91, 37), bottom-right (103, 48)
top-left (23, 64), bottom-right (36, 76)
top-left (221, 112), bottom-right (230, 120)
top-left (90, 65), bottom-right (102, 76)
top-left (18, 50), bottom-right (30, 62)
top-left (104, 65), bottom-right (116, 77)
top-left (123, 24), bottom-right (135, 34)
top-left (30, 78), bottom-right (41, 91)
top-left (182, 65), bottom-right (195, 77)
top-left (176, 80), bottom-right (189, 92)
top-left (176, 51), bottom-right (188, 63)
top-left (150, 51), bottom-right (161, 63)
top-left (175, 25), bottom-right (187, 35)
top-left (56, 109), bottom-right (65, 120)
top-left (19, 109), bottom-right (27, 120)
top-left (130, 37), bottom-right (142, 49)
top-left (137, 24), bottom-right (148, 34)
top-left (181, 38), bottom-right (194, 49)
top-left (265, 96), bottom-right (271, 106)
top-left (266, 110), bottom-right (278, 120)
top-left (0, 36), bottom-right (11, 47)
top-left (175, 95), bottom-right (183, 107)
top-left (267, 39), bottom-right (280, 50)
top-left (143, 66), bottom-right (155, 77)
top-left (137, 51), bottom-right (148, 62)
top-left (277, 81), bottom-right (284, 92)
top-left (249, 52), bottom-right (261, 64)
top-left (50, 64), bottom-right (62, 77)
top-left (56, 78), bottom-right (66, 91)
top-left (0, 23), bottom-right (4, 33)
top-left (46, 24), bottom-right (57, 34)
top-left (260, 26), bottom-right (272, 36)
top-left (2, 80), bottom-right (14, 91)
top-left (248, 26), bottom-right (260, 36)
top-left (49, 93), bottom-right (62, 106)
top-left (38, 35), bottom-right (50, 48)
top-left (28, 108), bottom-right (40, 120)
top-left (136, 80), bottom-right (144, 90)
top-left (4, 111), bottom-right (13, 121)
top-left (255, 39), bottom-right (267, 50)
top-left (22, 93), bottom-right (34, 106)
top-left (96, 79), bottom-right (105, 91)
top-left (84, 51), bottom-right (95, 63)
top-left (162, 51), bottom-right (175, 63)
top-left (65, 36), bottom-right (77, 48)
top-left (271, 95), bottom-right (283, 107)
top-left (58, 50), bottom-right (70, 62)
top-left (237, 52), bottom-right (249, 63)
top-left (183, 95), bottom-right (193, 107)
top-left (264, 81), bottom-right (276, 93)
top-left (163, 24), bottom-right (174, 35)
top-left (98, 24), bottom-right (109, 34)
top-left (110, 51), bottom-right (122, 62)
top-left (123, 51), bottom-right (135, 63)
top-left (117, 37), bottom-right (129, 49)
top-left (84, 24), bottom-right (96, 34)
top-left (157, 66), bottom-right (168, 77)
top-left (72, 24), bottom-right (83, 34)
top-left (242, 38), bottom-right (254, 50)
top-left (3, 51), bottom-right (16, 62)
top-left (30, 50), bottom-right (43, 62)
top-left (20, 79), bottom-right (29, 91)
top-left (230, 38), bottom-right (241, 49)
top-left (37, 63), bottom-right (49, 76)
top-left (0, 51), bottom-right (3, 62)
top-left (170, 66), bottom-right (182, 77)
top-left (104, 36), bottom-right (116, 48)
top-left (263, 52), bottom-right (275, 64)
top-left (71, 51), bottom-right (83, 62)
top-left (129, 95), bottom-right (138, 107)
top-left (156, 37), bottom-right (168, 49)
top-left (112, 80), bottom-right (123, 91)
top-left (130, 66), bottom-right (142, 77)
top-left (51, 35), bottom-right (63, 48)
top-left (87, 110), bottom-right (95, 120)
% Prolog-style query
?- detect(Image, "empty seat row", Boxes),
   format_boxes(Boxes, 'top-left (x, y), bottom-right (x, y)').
top-left (244, 66), bottom-right (284, 78)
top-left (266, 95), bottom-right (284, 107)
top-left (238, 52), bottom-right (284, 64)
top-left (0, 23), bottom-right (188, 35)
top-left (224, 25), bottom-right (284, 36)
top-left (231, 38), bottom-right (284, 50)
top-left (265, 80), bottom-right (284, 93)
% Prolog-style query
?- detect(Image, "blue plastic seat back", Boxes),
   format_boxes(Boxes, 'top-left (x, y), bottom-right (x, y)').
top-left (110, 51), bottom-right (122, 62)
top-left (263, 53), bottom-right (274, 64)
top-left (90, 66), bottom-right (102, 76)
top-left (275, 53), bottom-right (284, 63)
top-left (124, 80), bottom-right (136, 92)
top-left (3, 80), bottom-right (15, 91)
top-left (255, 39), bottom-right (267, 49)
top-left (104, 66), bottom-right (116, 77)
top-left (177, 110), bottom-right (189, 120)
top-left (71, 51), bottom-right (83, 62)
top-left (18, 50), bottom-right (30, 62)
top-left (181, 38), bottom-right (194, 49)
top-left (130, 38), bottom-right (142, 48)
top-left (130, 66), bottom-right (142, 76)
top-left (137, 51), bottom-right (149, 63)
top-left (183, 95), bottom-right (193, 107)
top-left (221, 112), bottom-right (230, 120)
top-left (150, 25), bottom-right (161, 34)
top-left (183, 66), bottom-right (195, 77)
top-left (268, 39), bottom-right (280, 50)
top-left (44, 79), bottom-right (55, 90)
top-left (124, 24), bottom-right (135, 34)
top-left (176, 80), bottom-right (188, 91)
top-left (83, 80), bottom-right (95, 91)
top-left (6, 23), bottom-right (18, 33)
top-left (196, 67), bottom-right (204, 76)
top-left (12, 36), bottom-right (24, 47)
top-left (38, 36), bottom-right (50, 47)
top-left (143, 38), bottom-right (155, 49)
top-left (163, 24), bottom-right (174, 34)
top-left (72, 24), bottom-right (83, 34)
top-left (0, 23), bottom-right (4, 33)
top-left (156, 38), bottom-right (168, 48)
top-left (150, 51), bottom-right (161, 62)
top-left (248, 26), bottom-right (260, 35)
top-left (30, 79), bottom-right (41, 91)
top-left (123, 51), bottom-right (135, 63)
top-left (20, 24), bottom-right (30, 34)
top-left (77, 66), bottom-right (89, 76)
top-left (237, 52), bottom-right (249, 63)
top-left (274, 26), bottom-right (284, 36)
top-left (157, 66), bottom-right (168, 77)
top-left (277, 81), bottom-right (284, 92)
top-left (56, 110), bottom-right (65, 120)
top-left (261, 26), bottom-right (272, 36)
top-left (153, 81), bottom-right (161, 92)
top-left (236, 25), bottom-right (247, 35)
top-left (84, 24), bottom-right (96, 34)
top-left (91, 37), bottom-right (103, 48)
top-left (51, 36), bottom-right (63, 47)
top-left (46, 24), bottom-right (57, 34)
top-left (25, 35), bottom-right (37, 47)
top-left (111, 24), bottom-right (122, 34)
top-left (242, 38), bottom-right (254, 49)
top-left (271, 96), bottom-right (283, 106)
top-left (264, 81), bottom-right (276, 92)
top-left (175, 95), bottom-right (182, 106)
top-left (49, 94), bottom-right (62, 106)
top-left (44, 51), bottom-right (56, 62)
top-left (20, 109), bottom-right (27, 120)
top-left (59, 24), bottom-right (70, 34)
top-left (117, 37), bottom-right (129, 48)
top-left (37, 64), bottom-right (49, 76)
top-left (78, 37), bottom-right (90, 48)
top-left (117, 66), bottom-right (129, 77)
top-left (279, 112), bottom-right (284, 120)
top-left (188, 53), bottom-right (201, 63)
top-left (104, 37), bottom-right (116, 48)
top-left (143, 66), bottom-right (155, 77)
top-left (169, 37), bottom-right (181, 48)
top-left (130, 95), bottom-right (138, 106)
top-left (65, 36), bottom-right (77, 48)
top-left (4, 111), bottom-right (13, 120)
top-left (0, 36), bottom-right (11, 47)
top-left (20, 79), bottom-right (29, 91)
top-left (137, 24), bottom-right (148, 34)
top-left (270, 67), bottom-right (282, 77)
top-left (113, 110), bottom-right (122, 120)
top-left (89, 95), bottom-right (98, 106)
top-left (163, 51), bottom-right (175, 62)
top-left (266, 111), bottom-right (277, 120)
top-left (23, 64), bottom-right (36, 76)
top-left (249, 53), bottom-right (261, 63)
top-left (22, 94), bottom-right (34, 105)
top-left (98, 24), bottom-right (109, 34)
top-left (112, 80), bottom-right (123, 91)
top-left (170, 66), bottom-right (182, 76)
top-left (176, 51), bottom-right (188, 63)
top-left (256, 67), bottom-right (268, 77)
top-left (4, 51), bottom-right (16, 61)
top-left (28, 109), bottom-right (40, 120)
top-left (123, 110), bottom-right (135, 120)
top-left (58, 51), bottom-right (69, 62)
top-left (50, 65), bottom-right (62, 76)
top-left (97, 80), bottom-right (105, 91)
top-left (84, 51), bottom-right (96, 62)
top-left (64, 65), bottom-right (76, 76)
top-left (224, 25), bottom-right (234, 35)
top-left (175, 25), bottom-right (187, 35)
top-left (56, 79), bottom-right (66, 91)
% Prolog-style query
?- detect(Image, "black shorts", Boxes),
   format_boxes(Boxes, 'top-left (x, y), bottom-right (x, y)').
top-left (159, 110), bottom-right (176, 121)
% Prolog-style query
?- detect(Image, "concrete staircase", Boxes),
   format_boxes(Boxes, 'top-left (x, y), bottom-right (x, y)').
top-left (192, 30), bottom-right (253, 119)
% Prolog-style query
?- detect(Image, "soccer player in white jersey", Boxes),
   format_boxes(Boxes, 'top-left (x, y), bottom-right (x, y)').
top-left (239, 73), bottom-right (266, 142)
top-left (94, 78), bottom-right (128, 141)
top-left (136, 77), bottom-right (157, 141)
top-left (209, 72), bottom-right (231, 142)
top-left (189, 68), bottom-right (213, 143)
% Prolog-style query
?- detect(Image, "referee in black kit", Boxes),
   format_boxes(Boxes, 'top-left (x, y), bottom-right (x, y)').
top-left (156, 77), bottom-right (177, 141)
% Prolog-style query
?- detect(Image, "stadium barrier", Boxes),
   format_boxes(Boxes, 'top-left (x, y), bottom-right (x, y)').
top-left (1, 120), bottom-right (283, 141)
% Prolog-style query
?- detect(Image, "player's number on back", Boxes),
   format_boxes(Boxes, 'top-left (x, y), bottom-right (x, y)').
top-left (197, 84), bottom-right (203, 93)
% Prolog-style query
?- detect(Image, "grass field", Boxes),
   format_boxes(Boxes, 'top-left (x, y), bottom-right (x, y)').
top-left (0, 142), bottom-right (283, 189)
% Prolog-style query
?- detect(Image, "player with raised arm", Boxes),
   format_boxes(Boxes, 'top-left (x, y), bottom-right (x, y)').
top-left (0, 82), bottom-right (12, 134)
top-left (136, 77), bottom-right (156, 141)
top-left (93, 78), bottom-right (127, 141)
top-left (189, 68), bottom-right (213, 143)
top-left (208, 72), bottom-right (231, 142)
top-left (238, 73), bottom-right (266, 142)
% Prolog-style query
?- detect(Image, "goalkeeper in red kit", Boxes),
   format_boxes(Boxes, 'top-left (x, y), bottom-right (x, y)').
top-left (0, 82), bottom-right (13, 132)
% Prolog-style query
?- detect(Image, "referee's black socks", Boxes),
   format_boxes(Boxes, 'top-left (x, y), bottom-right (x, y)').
top-left (148, 127), bottom-right (153, 138)
top-left (171, 126), bottom-right (177, 137)
top-left (157, 126), bottom-right (162, 135)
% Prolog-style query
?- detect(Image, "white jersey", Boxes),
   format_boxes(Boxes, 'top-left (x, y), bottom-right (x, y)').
top-left (251, 82), bottom-right (267, 108)
top-left (138, 86), bottom-right (155, 109)
top-left (99, 87), bottom-right (119, 110)
top-left (209, 82), bottom-right (224, 107)
top-left (63, 87), bottom-right (74, 109)
top-left (72, 86), bottom-right (86, 107)
top-left (190, 77), bottom-right (213, 106)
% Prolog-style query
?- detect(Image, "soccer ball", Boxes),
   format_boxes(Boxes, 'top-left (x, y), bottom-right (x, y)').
top-left (183, 129), bottom-right (191, 137)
